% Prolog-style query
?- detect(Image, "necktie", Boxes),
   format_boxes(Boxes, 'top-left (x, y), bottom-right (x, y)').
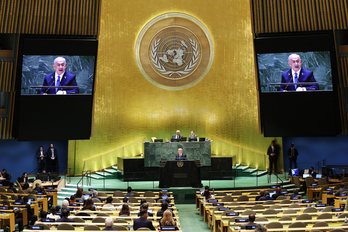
top-left (56, 76), bottom-right (61, 93)
top-left (294, 73), bottom-right (298, 89)
top-left (179, 155), bottom-right (181, 160)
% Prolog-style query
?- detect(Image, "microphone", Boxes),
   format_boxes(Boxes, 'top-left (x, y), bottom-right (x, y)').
top-left (284, 76), bottom-right (293, 91)
top-left (45, 78), bottom-right (56, 93)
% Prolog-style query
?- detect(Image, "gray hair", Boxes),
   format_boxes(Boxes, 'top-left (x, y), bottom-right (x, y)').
top-left (288, 54), bottom-right (300, 62)
top-left (178, 148), bottom-right (183, 151)
top-left (62, 199), bottom-right (69, 206)
top-left (105, 217), bottom-right (114, 227)
top-left (54, 57), bottom-right (66, 65)
top-left (93, 190), bottom-right (98, 196)
top-left (255, 224), bottom-right (267, 232)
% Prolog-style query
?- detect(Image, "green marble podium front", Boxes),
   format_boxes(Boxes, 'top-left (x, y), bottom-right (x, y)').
top-left (144, 141), bottom-right (211, 167)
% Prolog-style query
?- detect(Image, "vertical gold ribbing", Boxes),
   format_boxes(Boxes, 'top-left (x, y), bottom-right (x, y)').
top-left (83, 0), bottom-right (88, 35)
top-left (269, 0), bottom-right (274, 32)
top-left (326, 0), bottom-right (332, 29)
top-left (12, 0), bottom-right (20, 33)
top-left (0, 1), bottom-right (6, 32)
top-left (315, 0), bottom-right (322, 30)
top-left (332, 0), bottom-right (338, 29)
top-left (311, 0), bottom-right (317, 30)
top-left (276, 0), bottom-right (281, 32)
top-left (335, 0), bottom-right (342, 29)
top-left (0, 62), bottom-right (3, 92)
top-left (297, 0), bottom-right (303, 31)
top-left (94, 0), bottom-right (99, 36)
top-left (77, 0), bottom-right (82, 35)
top-left (259, 0), bottom-right (264, 33)
top-left (342, 0), bottom-right (348, 29)
top-left (3, 62), bottom-right (8, 92)
top-left (52, 0), bottom-right (58, 34)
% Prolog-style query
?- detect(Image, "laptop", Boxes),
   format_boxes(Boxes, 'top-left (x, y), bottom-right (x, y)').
top-left (316, 174), bottom-right (322, 179)
top-left (302, 173), bottom-right (310, 178)
top-left (199, 138), bottom-right (206, 142)
top-left (291, 169), bottom-right (299, 175)
top-left (180, 137), bottom-right (187, 142)
top-left (154, 139), bottom-right (163, 142)
top-left (269, 192), bottom-right (276, 198)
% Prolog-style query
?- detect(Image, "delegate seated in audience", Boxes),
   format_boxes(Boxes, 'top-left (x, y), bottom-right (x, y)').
top-left (8, 182), bottom-right (17, 193)
top-left (340, 169), bottom-right (348, 180)
top-left (133, 210), bottom-right (155, 231)
top-left (272, 187), bottom-right (283, 200)
top-left (138, 203), bottom-right (153, 217)
top-left (47, 206), bottom-right (61, 220)
top-left (69, 195), bottom-right (76, 204)
top-left (103, 196), bottom-right (116, 210)
top-left (335, 184), bottom-right (348, 196)
top-left (38, 210), bottom-right (48, 222)
top-left (241, 214), bottom-right (257, 229)
top-left (38, 186), bottom-right (46, 195)
top-left (62, 199), bottom-right (69, 210)
top-left (22, 183), bottom-right (32, 194)
top-left (160, 209), bottom-right (176, 226)
top-left (92, 190), bottom-right (102, 202)
top-left (1, 169), bottom-right (10, 180)
top-left (123, 186), bottom-right (135, 197)
top-left (259, 191), bottom-right (273, 201)
top-left (202, 185), bottom-right (212, 201)
top-left (309, 166), bottom-right (317, 177)
top-left (102, 217), bottom-right (118, 231)
top-left (33, 183), bottom-right (41, 192)
top-left (255, 224), bottom-right (267, 232)
top-left (256, 190), bottom-right (265, 201)
top-left (117, 198), bottom-right (130, 210)
top-left (119, 204), bottom-right (130, 216)
top-left (20, 172), bottom-right (29, 184)
top-left (15, 195), bottom-right (24, 205)
top-left (75, 187), bottom-right (84, 199)
top-left (155, 191), bottom-right (164, 202)
top-left (290, 188), bottom-right (300, 198)
top-left (23, 196), bottom-right (38, 225)
top-left (57, 208), bottom-right (74, 222)
top-left (157, 201), bottom-right (174, 218)
top-left (82, 199), bottom-right (96, 211)
top-left (3, 200), bottom-right (24, 231)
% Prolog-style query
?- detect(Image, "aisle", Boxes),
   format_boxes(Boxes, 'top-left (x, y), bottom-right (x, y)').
top-left (176, 204), bottom-right (210, 232)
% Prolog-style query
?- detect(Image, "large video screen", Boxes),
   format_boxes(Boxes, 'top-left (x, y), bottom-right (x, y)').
top-left (257, 51), bottom-right (332, 92)
top-left (13, 36), bottom-right (98, 141)
top-left (21, 55), bottom-right (95, 95)
top-left (254, 32), bottom-right (340, 137)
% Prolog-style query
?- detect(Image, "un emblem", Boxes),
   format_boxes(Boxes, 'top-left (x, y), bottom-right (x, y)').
top-left (177, 161), bottom-right (184, 167)
top-left (136, 13), bottom-right (214, 91)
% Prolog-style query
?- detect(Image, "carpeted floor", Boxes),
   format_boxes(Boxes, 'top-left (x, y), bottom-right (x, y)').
top-left (176, 204), bottom-right (210, 232)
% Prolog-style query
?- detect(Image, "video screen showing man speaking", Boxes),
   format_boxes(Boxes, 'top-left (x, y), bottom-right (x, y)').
top-left (257, 51), bottom-right (332, 92)
top-left (20, 55), bottom-right (95, 95)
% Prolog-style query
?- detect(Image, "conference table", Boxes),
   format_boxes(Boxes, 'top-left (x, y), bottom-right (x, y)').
top-left (0, 213), bottom-right (15, 232)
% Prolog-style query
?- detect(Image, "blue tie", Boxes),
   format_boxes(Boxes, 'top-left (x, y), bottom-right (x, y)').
top-left (56, 76), bottom-right (61, 93)
top-left (294, 73), bottom-right (298, 89)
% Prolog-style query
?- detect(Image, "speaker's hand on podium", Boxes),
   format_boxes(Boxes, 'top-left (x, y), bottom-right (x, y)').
top-left (56, 90), bottom-right (66, 94)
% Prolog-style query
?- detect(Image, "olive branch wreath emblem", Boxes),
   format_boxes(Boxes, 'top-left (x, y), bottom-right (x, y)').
top-left (151, 38), bottom-right (199, 77)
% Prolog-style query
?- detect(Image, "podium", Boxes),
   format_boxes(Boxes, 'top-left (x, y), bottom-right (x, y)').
top-left (159, 160), bottom-right (203, 188)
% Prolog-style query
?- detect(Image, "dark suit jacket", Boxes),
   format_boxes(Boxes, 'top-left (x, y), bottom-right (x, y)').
top-left (40, 71), bottom-right (79, 94)
top-left (133, 217), bottom-right (155, 230)
top-left (280, 68), bottom-right (319, 91)
top-left (267, 146), bottom-right (279, 159)
top-left (36, 150), bottom-right (47, 164)
top-left (171, 134), bottom-right (183, 140)
top-left (175, 154), bottom-right (187, 161)
top-left (57, 217), bottom-right (74, 222)
top-left (47, 148), bottom-right (58, 160)
top-left (287, 148), bottom-right (299, 159)
top-left (188, 135), bottom-right (198, 141)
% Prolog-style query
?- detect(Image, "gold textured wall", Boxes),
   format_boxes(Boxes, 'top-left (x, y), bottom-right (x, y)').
top-left (68, 0), bottom-right (282, 174)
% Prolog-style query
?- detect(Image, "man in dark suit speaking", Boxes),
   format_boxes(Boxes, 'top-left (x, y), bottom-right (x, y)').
top-left (40, 57), bottom-right (79, 94)
top-left (279, 54), bottom-right (319, 92)
top-left (175, 148), bottom-right (187, 161)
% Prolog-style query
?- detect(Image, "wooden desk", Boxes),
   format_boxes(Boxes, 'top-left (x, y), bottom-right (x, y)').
top-left (0, 213), bottom-right (15, 232)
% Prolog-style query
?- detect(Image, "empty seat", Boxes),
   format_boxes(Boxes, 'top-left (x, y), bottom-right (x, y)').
top-left (312, 221), bottom-right (328, 232)
top-left (115, 219), bottom-right (128, 223)
top-left (145, 197), bottom-right (156, 203)
top-left (263, 200), bottom-right (275, 205)
top-left (84, 225), bottom-right (101, 230)
top-left (276, 196), bottom-right (286, 200)
top-left (263, 209), bottom-right (278, 215)
top-left (222, 210), bottom-right (235, 216)
top-left (251, 205), bottom-right (265, 210)
top-left (92, 217), bottom-right (106, 223)
top-left (232, 191), bottom-right (242, 196)
top-left (128, 197), bottom-right (139, 203)
top-left (317, 213), bottom-right (332, 219)
top-left (97, 213), bottom-right (109, 217)
top-left (73, 217), bottom-right (85, 222)
top-left (266, 222), bottom-right (283, 229)
top-left (280, 199), bottom-right (291, 204)
top-left (255, 217), bottom-right (268, 222)
top-left (283, 209), bottom-right (296, 215)
top-left (322, 206), bottom-right (334, 212)
top-left (269, 205), bottom-right (281, 210)
top-left (144, 191), bottom-right (155, 197)
top-left (57, 224), bottom-right (75, 230)
top-left (237, 195), bottom-right (249, 201)
top-left (113, 225), bottom-right (128, 230)
top-left (112, 197), bottom-right (121, 203)
top-left (241, 210), bottom-right (255, 216)
top-left (113, 191), bottom-right (123, 197)
top-left (296, 214), bottom-right (311, 221)
top-left (98, 192), bottom-right (108, 197)
top-left (288, 203), bottom-right (300, 208)
top-left (221, 196), bottom-right (234, 202)
top-left (215, 192), bottom-right (226, 196)
top-left (288, 222), bottom-right (306, 232)
top-left (303, 207), bottom-right (317, 213)
top-left (338, 213), bottom-right (348, 218)
top-left (34, 223), bottom-right (50, 230)
top-left (279, 216), bottom-right (293, 221)
top-left (136, 228), bottom-right (151, 231)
